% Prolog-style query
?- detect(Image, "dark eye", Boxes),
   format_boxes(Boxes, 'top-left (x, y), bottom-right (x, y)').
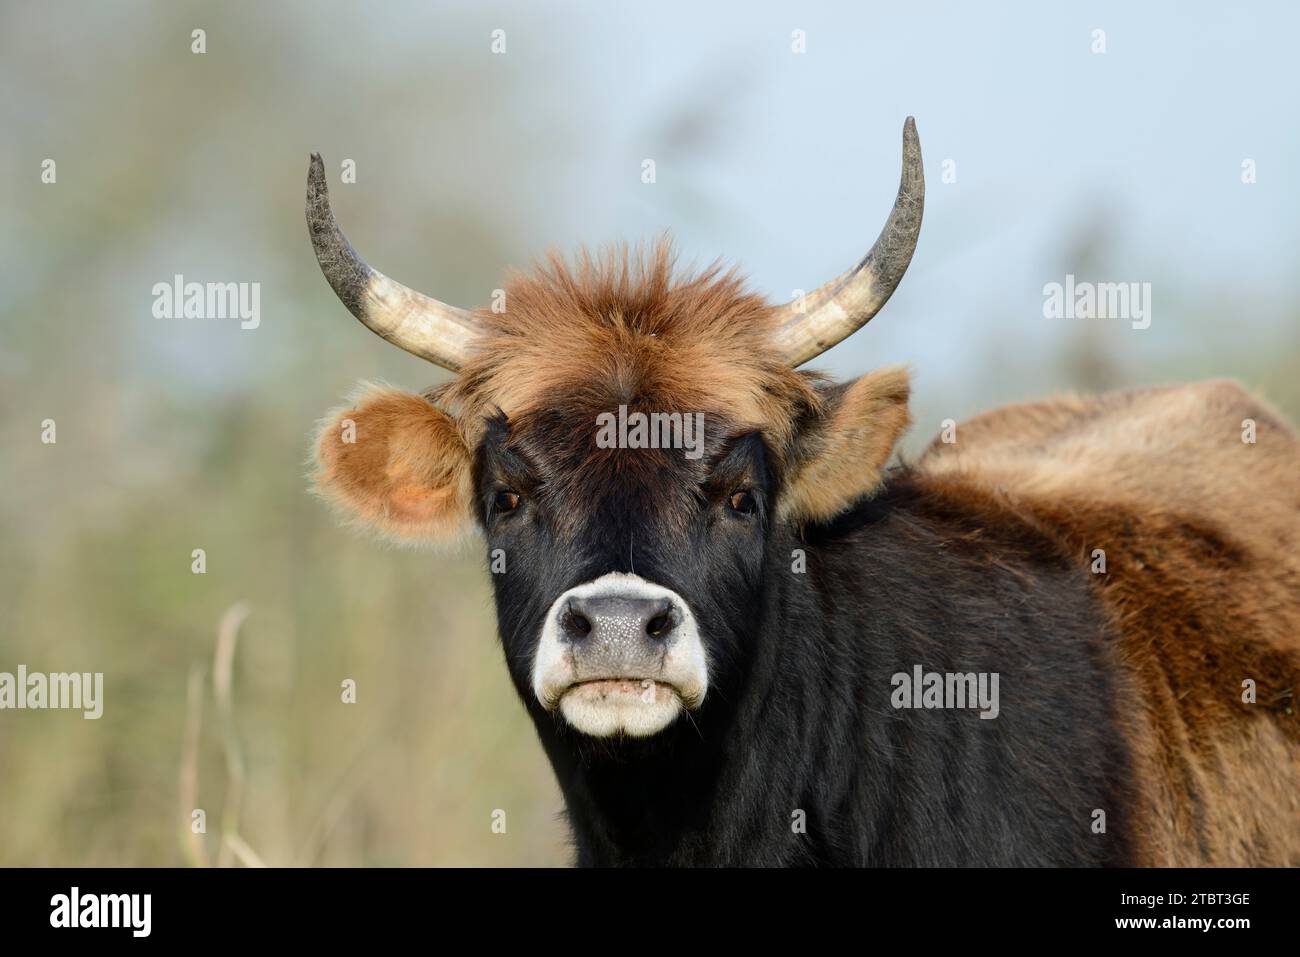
top-left (494, 490), bottom-right (521, 514)
top-left (728, 490), bottom-right (756, 515)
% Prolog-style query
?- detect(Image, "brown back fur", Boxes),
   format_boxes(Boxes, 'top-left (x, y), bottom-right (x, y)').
top-left (918, 380), bottom-right (1300, 864)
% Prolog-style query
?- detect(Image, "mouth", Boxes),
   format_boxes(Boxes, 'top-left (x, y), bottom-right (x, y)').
top-left (563, 677), bottom-right (681, 702)
top-left (555, 677), bottom-right (689, 738)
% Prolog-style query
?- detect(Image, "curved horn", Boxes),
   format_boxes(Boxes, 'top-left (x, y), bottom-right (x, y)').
top-left (306, 153), bottom-right (478, 371)
top-left (773, 117), bottom-right (924, 367)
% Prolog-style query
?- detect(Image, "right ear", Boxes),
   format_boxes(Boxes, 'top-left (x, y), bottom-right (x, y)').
top-left (777, 366), bottom-right (912, 526)
top-left (313, 385), bottom-right (475, 544)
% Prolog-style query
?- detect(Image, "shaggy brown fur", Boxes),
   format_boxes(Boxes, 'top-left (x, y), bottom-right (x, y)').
top-left (918, 381), bottom-right (1300, 864)
top-left (436, 240), bottom-right (821, 455)
top-left (314, 385), bottom-right (475, 543)
top-left (778, 367), bottom-right (913, 523)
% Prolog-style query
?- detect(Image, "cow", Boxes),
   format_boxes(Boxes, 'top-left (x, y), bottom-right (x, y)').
top-left (306, 119), bottom-right (1300, 866)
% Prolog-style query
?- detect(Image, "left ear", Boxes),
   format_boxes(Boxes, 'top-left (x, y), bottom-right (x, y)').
top-left (312, 384), bottom-right (477, 545)
top-left (778, 366), bottom-right (912, 525)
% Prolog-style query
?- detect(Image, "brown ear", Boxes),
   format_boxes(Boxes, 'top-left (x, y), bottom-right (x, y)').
top-left (313, 385), bottom-right (475, 544)
top-left (778, 366), bottom-right (912, 525)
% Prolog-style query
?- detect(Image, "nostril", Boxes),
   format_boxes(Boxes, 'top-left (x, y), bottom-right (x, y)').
top-left (645, 609), bottom-right (673, 640)
top-left (562, 606), bottom-right (592, 641)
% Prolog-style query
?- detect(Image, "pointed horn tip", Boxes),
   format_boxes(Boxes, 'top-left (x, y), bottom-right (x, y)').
top-left (306, 155), bottom-right (333, 232)
top-left (901, 118), bottom-right (923, 183)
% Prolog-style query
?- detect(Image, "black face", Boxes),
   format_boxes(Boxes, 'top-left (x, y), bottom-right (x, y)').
top-left (472, 404), bottom-right (776, 737)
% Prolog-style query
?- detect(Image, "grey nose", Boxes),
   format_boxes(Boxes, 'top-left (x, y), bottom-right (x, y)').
top-left (559, 594), bottom-right (677, 648)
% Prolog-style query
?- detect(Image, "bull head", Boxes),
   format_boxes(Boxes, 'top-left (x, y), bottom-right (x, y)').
top-left (309, 120), bottom-right (923, 740)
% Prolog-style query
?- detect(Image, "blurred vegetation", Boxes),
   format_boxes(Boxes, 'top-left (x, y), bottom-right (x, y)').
top-left (0, 2), bottom-right (570, 867)
top-left (1, 3), bottom-right (1296, 866)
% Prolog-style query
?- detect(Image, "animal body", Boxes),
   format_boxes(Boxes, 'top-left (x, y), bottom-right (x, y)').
top-left (307, 119), bottom-right (1300, 866)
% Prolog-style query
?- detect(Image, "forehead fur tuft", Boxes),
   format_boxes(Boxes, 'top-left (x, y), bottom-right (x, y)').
top-left (435, 238), bottom-right (822, 451)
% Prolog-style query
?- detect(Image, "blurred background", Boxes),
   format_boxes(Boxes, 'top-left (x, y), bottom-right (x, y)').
top-left (1, 0), bottom-right (1296, 866)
